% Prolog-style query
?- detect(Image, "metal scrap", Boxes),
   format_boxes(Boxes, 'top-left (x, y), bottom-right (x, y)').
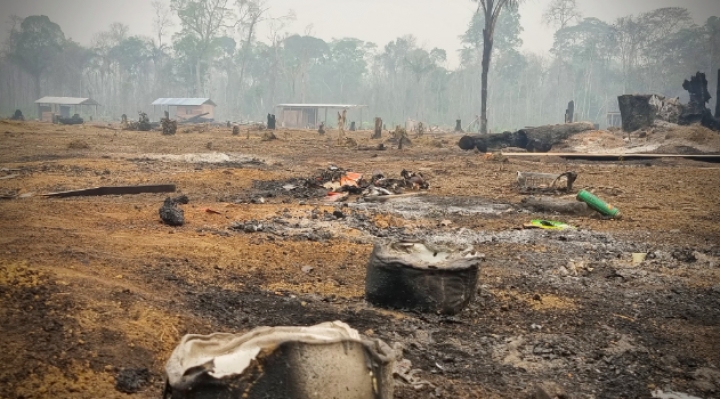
top-left (43, 184), bottom-right (176, 198)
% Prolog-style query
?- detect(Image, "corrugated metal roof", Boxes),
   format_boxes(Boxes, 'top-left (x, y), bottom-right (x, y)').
top-left (275, 104), bottom-right (368, 109)
top-left (35, 97), bottom-right (101, 106)
top-left (152, 98), bottom-right (216, 106)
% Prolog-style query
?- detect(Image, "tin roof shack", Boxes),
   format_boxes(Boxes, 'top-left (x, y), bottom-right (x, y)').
top-left (152, 98), bottom-right (217, 123)
top-left (275, 104), bottom-right (368, 129)
top-left (35, 97), bottom-right (101, 123)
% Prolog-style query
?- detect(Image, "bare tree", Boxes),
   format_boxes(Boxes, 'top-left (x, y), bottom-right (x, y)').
top-left (152, 0), bottom-right (175, 49)
top-left (543, 0), bottom-right (582, 30)
top-left (236, 0), bottom-right (270, 94)
top-left (474, 0), bottom-right (521, 134)
top-left (543, 0), bottom-right (581, 122)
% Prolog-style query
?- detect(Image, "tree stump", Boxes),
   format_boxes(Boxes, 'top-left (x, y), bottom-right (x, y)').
top-left (679, 72), bottom-right (720, 131)
top-left (716, 69), bottom-right (720, 119)
top-left (618, 95), bottom-right (655, 132)
top-left (267, 114), bottom-right (277, 130)
top-left (10, 109), bottom-right (24, 121)
top-left (454, 119), bottom-right (463, 133)
top-left (372, 117), bottom-right (382, 139)
top-left (565, 100), bottom-right (574, 123)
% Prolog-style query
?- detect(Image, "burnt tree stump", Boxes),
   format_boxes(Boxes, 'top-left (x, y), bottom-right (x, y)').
top-left (618, 95), bottom-right (656, 132)
top-left (716, 69), bottom-right (720, 119)
top-left (455, 119), bottom-right (463, 133)
top-left (372, 117), bottom-right (382, 139)
top-left (565, 100), bottom-right (575, 123)
top-left (679, 71), bottom-right (720, 131)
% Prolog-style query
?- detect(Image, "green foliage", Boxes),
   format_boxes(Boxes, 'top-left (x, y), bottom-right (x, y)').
top-left (7, 15), bottom-right (65, 79)
top-left (460, 3), bottom-right (522, 66)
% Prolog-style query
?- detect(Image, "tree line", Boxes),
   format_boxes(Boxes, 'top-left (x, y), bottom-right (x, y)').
top-left (1, 0), bottom-right (718, 131)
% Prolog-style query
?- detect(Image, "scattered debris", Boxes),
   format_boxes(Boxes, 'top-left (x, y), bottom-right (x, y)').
top-left (523, 220), bottom-right (576, 230)
top-left (517, 171), bottom-right (577, 194)
top-left (163, 322), bottom-right (395, 399)
top-left (365, 242), bottom-right (483, 315)
top-left (43, 184), bottom-right (176, 198)
top-left (632, 253), bottom-right (647, 264)
top-left (401, 170), bottom-right (429, 190)
top-left (58, 113), bottom-right (83, 125)
top-left (161, 111), bottom-right (177, 135)
top-left (577, 189), bottom-right (622, 219)
top-left (204, 208), bottom-right (222, 215)
top-left (651, 390), bottom-right (704, 399)
top-left (394, 358), bottom-right (434, 390)
top-left (115, 368), bottom-right (151, 394)
top-left (388, 126), bottom-right (411, 149)
top-left (159, 197), bottom-right (185, 226)
top-left (124, 112), bottom-right (153, 131)
top-left (0, 174), bottom-right (19, 180)
top-left (324, 191), bottom-right (349, 202)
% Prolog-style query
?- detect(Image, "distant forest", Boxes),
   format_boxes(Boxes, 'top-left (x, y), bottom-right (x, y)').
top-left (1, 0), bottom-right (718, 131)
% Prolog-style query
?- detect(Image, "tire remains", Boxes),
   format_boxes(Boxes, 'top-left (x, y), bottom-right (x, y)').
top-left (365, 242), bottom-right (483, 315)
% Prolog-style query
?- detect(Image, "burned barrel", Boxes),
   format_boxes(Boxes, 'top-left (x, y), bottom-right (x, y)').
top-left (365, 242), bottom-right (483, 315)
top-left (164, 321), bottom-right (395, 399)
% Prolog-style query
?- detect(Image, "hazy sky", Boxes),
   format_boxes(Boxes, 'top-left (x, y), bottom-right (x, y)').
top-left (0, 0), bottom-right (718, 68)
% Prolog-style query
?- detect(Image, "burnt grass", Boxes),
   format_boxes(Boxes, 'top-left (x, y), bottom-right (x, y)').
top-left (145, 229), bottom-right (720, 399)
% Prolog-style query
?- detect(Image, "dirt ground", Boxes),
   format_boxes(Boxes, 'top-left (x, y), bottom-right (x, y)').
top-left (1, 120), bottom-right (720, 399)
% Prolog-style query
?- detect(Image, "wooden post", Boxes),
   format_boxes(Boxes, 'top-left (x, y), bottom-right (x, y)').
top-left (565, 101), bottom-right (575, 124)
top-left (716, 69), bottom-right (720, 119)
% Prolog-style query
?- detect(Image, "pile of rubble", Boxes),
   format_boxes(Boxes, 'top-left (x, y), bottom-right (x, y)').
top-left (123, 112), bottom-right (154, 131)
top-left (312, 165), bottom-right (429, 202)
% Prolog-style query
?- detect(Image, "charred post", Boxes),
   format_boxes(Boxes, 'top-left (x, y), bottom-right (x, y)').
top-left (716, 69), bottom-right (720, 119)
top-left (372, 117), bottom-right (382, 139)
top-left (679, 72), bottom-right (720, 131)
top-left (455, 119), bottom-right (463, 133)
top-left (565, 101), bottom-right (575, 123)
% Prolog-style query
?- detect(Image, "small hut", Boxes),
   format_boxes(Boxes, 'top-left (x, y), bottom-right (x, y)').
top-left (152, 98), bottom-right (217, 122)
top-left (35, 97), bottom-right (101, 122)
top-left (274, 104), bottom-right (368, 129)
